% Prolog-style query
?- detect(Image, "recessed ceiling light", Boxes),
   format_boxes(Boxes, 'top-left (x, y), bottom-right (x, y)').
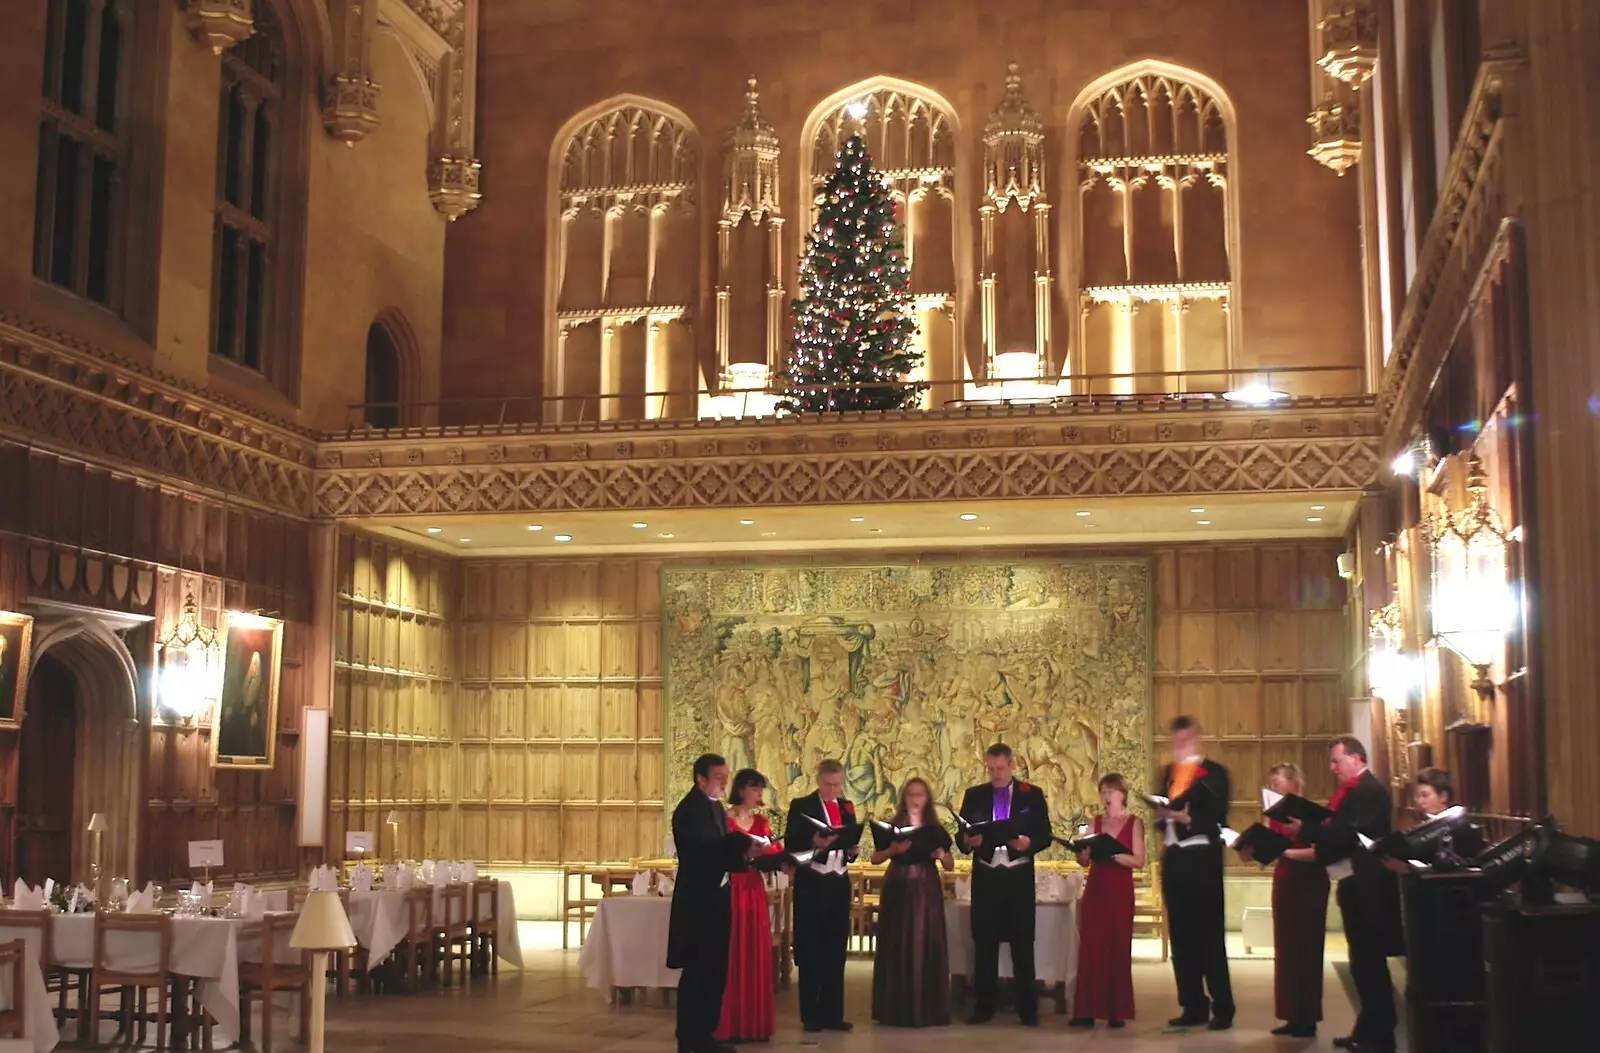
top-left (1306, 517), bottom-right (1323, 523)
top-left (632, 522), bottom-right (648, 529)
top-left (1221, 384), bottom-right (1288, 405)
top-left (761, 531), bottom-right (777, 537)
top-left (1189, 507), bottom-right (1206, 514)
top-left (959, 513), bottom-right (978, 521)
top-left (738, 519), bottom-right (754, 526)
top-left (869, 527), bottom-right (883, 534)
top-left (849, 516), bottom-right (866, 523)
top-left (458, 538), bottom-right (471, 543)
top-left (526, 524), bottom-right (543, 532)
top-left (553, 534), bottom-right (573, 542)
top-left (659, 532), bottom-right (675, 539)
top-left (1310, 504), bottom-right (1326, 511)
top-left (426, 527), bottom-right (442, 534)
top-left (1196, 520), bottom-right (1211, 526)
top-left (1075, 511), bottom-right (1091, 518)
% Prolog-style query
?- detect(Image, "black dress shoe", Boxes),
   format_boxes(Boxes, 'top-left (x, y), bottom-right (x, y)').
top-left (803, 1022), bottom-right (824, 1033)
top-left (1168, 1013), bottom-right (1209, 1028)
top-left (1019, 1014), bottom-right (1039, 1027)
top-left (1207, 1016), bottom-right (1234, 1031)
top-left (1345, 1042), bottom-right (1395, 1053)
top-left (1067, 1017), bottom-right (1095, 1028)
top-left (1272, 1022), bottom-right (1317, 1037)
top-left (823, 1021), bottom-right (853, 1032)
top-left (966, 1011), bottom-right (994, 1025)
top-left (1108, 1019), bottom-right (1125, 1029)
top-left (1332, 1037), bottom-right (1358, 1049)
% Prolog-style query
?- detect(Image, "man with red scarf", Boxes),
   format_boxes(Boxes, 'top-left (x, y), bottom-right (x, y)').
top-left (1284, 735), bottom-right (1403, 1053)
top-left (1153, 716), bottom-right (1234, 1030)
top-left (784, 759), bottom-right (858, 1033)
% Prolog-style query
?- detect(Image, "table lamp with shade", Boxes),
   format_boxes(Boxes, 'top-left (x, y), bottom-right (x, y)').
top-left (290, 890), bottom-right (357, 1053)
top-left (384, 810), bottom-right (400, 863)
top-left (86, 812), bottom-right (108, 902)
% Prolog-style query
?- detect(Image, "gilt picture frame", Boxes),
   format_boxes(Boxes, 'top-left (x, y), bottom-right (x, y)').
top-left (211, 611), bottom-right (283, 769)
top-left (0, 611), bottom-right (35, 730)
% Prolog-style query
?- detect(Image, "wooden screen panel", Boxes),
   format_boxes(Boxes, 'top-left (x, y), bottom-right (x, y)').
top-left (1153, 541), bottom-right (1354, 870)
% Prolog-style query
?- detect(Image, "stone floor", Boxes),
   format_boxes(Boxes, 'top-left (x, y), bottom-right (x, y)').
top-left (320, 924), bottom-right (1358, 1052)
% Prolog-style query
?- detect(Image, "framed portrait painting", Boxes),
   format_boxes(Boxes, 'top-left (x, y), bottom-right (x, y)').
top-left (211, 611), bottom-right (283, 769)
top-left (0, 612), bottom-right (35, 729)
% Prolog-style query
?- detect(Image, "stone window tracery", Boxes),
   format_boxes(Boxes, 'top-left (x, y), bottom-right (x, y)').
top-left (1072, 65), bottom-right (1236, 395)
top-left (552, 100), bottom-right (699, 422)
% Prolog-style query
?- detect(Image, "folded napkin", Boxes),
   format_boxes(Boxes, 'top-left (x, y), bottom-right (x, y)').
top-left (191, 880), bottom-right (214, 905)
top-left (43, 878), bottom-right (55, 904)
top-left (126, 884), bottom-right (157, 914)
top-left (954, 877), bottom-right (972, 902)
top-left (11, 880), bottom-right (43, 911)
top-left (655, 873), bottom-right (675, 897)
top-left (309, 866), bottom-right (339, 892)
top-left (630, 871), bottom-right (654, 896)
top-left (421, 860), bottom-right (437, 884)
top-left (227, 883), bottom-right (252, 916)
top-left (463, 862), bottom-right (479, 883)
top-left (351, 864), bottom-right (374, 892)
top-left (396, 868), bottom-right (415, 890)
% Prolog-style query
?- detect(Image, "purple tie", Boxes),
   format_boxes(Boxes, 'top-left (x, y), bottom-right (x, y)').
top-left (993, 785), bottom-right (1011, 822)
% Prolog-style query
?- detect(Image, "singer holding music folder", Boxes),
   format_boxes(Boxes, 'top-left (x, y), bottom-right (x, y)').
top-left (1282, 736), bottom-right (1402, 1053)
top-left (783, 759), bottom-right (860, 1033)
top-left (1151, 715), bottom-right (1234, 1031)
top-left (1239, 762), bottom-right (1330, 1038)
top-left (957, 743), bottom-right (1052, 1026)
top-left (870, 777), bottom-right (954, 1027)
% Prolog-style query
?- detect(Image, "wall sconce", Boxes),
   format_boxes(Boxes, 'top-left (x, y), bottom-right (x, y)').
top-left (1367, 599), bottom-right (1419, 705)
top-left (1425, 457), bottom-right (1514, 705)
top-left (155, 591), bottom-right (219, 726)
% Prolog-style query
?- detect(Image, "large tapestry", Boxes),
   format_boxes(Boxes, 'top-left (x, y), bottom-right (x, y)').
top-left (662, 559), bottom-right (1153, 839)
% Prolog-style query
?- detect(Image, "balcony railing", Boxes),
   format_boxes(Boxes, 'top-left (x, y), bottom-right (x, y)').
top-left (339, 363), bottom-right (1365, 440)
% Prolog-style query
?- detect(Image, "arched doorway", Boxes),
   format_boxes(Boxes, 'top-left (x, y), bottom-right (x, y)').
top-left (15, 654), bottom-right (77, 885)
top-left (18, 606), bottom-right (146, 884)
top-left (364, 322), bottom-right (402, 428)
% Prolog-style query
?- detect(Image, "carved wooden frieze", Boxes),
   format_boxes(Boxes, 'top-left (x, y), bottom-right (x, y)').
top-left (312, 401), bottom-right (1382, 517)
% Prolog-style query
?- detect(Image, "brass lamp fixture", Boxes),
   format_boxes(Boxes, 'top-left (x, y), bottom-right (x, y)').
top-left (1367, 597), bottom-right (1419, 706)
top-left (1425, 457), bottom-right (1515, 707)
top-left (155, 591), bottom-right (220, 726)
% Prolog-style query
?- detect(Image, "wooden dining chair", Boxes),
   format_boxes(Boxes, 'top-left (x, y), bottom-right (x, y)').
top-left (0, 939), bottom-right (26, 1039)
top-left (238, 914), bottom-right (310, 1053)
top-left (332, 889), bottom-right (370, 996)
top-left (399, 888), bottom-right (436, 991)
top-left (1131, 859), bottom-right (1169, 961)
top-left (0, 908), bottom-right (77, 1033)
top-left (469, 879), bottom-right (499, 978)
top-left (88, 912), bottom-right (173, 1050)
top-left (559, 866), bottom-right (608, 948)
top-left (436, 884), bottom-right (472, 986)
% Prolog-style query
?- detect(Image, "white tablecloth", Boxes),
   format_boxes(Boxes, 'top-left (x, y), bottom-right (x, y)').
top-left (49, 914), bottom-right (241, 1045)
top-left (945, 900), bottom-right (1081, 996)
top-left (0, 925), bottom-right (60, 1053)
top-left (578, 897), bottom-right (679, 997)
top-left (346, 883), bottom-right (522, 971)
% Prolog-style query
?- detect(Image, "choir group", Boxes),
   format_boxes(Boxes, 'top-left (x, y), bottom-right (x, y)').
top-left (667, 718), bottom-right (1463, 1053)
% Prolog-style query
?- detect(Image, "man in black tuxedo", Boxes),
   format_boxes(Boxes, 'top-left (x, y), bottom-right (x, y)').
top-left (1153, 715), bottom-right (1235, 1030)
top-left (1290, 736), bottom-right (1402, 1053)
top-left (783, 758), bottom-right (857, 1032)
top-left (668, 753), bottom-right (754, 1053)
top-left (957, 743), bottom-right (1052, 1026)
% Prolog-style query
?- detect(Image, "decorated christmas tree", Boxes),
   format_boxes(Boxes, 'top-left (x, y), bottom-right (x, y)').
top-left (781, 134), bottom-right (922, 413)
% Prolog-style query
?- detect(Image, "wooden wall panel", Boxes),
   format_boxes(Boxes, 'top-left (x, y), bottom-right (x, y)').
top-left (327, 532), bottom-right (457, 865)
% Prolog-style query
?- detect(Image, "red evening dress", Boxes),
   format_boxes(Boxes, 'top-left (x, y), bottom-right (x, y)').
top-left (714, 813), bottom-right (777, 1042)
top-left (1270, 817), bottom-right (1329, 1024)
top-left (1071, 815), bottom-right (1137, 1021)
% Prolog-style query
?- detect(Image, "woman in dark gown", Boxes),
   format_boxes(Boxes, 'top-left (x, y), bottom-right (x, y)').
top-left (1069, 772), bottom-right (1143, 1028)
top-left (871, 776), bottom-right (953, 1027)
top-left (715, 769), bottom-right (780, 1043)
top-left (1254, 762), bottom-right (1330, 1038)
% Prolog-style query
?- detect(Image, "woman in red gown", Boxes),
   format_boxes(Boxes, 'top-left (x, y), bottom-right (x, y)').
top-left (1258, 762), bottom-right (1329, 1038)
top-left (715, 769), bottom-right (779, 1043)
top-left (1070, 772), bottom-right (1144, 1028)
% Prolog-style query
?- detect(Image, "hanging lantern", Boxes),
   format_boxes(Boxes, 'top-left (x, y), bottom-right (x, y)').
top-left (1425, 457), bottom-right (1514, 704)
top-left (156, 591), bottom-right (220, 725)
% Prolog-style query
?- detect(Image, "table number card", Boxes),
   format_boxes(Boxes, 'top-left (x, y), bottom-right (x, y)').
top-left (345, 831), bottom-right (375, 856)
top-left (188, 840), bottom-right (225, 869)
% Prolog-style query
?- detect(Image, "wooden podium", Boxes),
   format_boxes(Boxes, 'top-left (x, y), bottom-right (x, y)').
top-left (1483, 897), bottom-right (1600, 1052)
top-left (1400, 869), bottom-right (1493, 1053)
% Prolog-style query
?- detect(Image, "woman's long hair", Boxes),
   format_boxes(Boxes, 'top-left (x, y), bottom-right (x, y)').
top-left (891, 777), bottom-right (941, 828)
